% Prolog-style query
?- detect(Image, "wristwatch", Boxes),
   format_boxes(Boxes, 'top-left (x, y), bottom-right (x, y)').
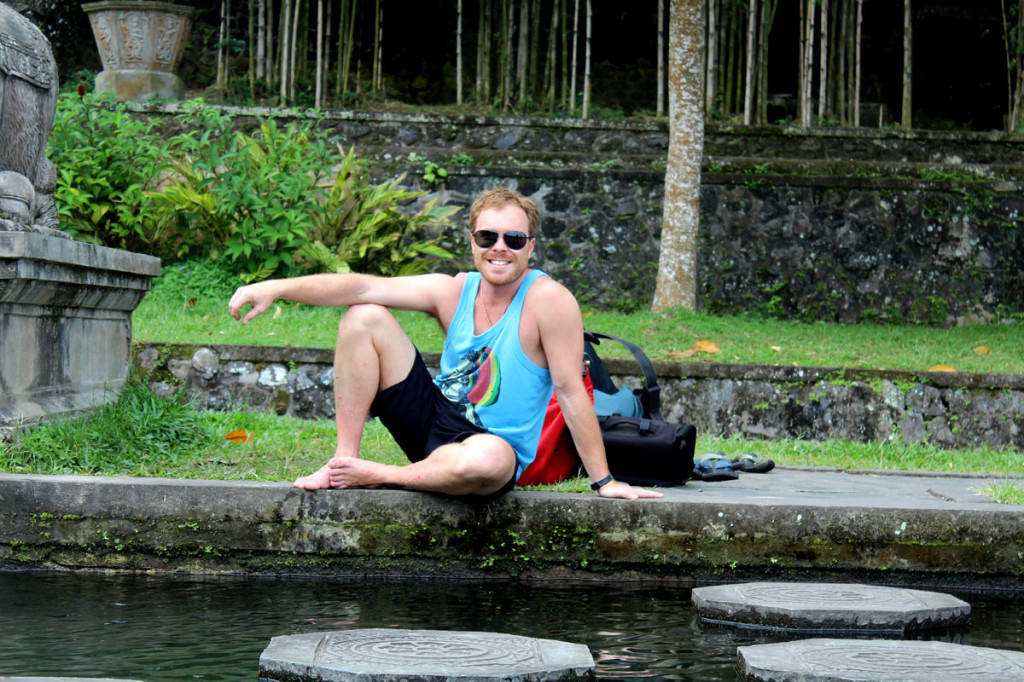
top-left (590, 474), bottom-right (615, 491)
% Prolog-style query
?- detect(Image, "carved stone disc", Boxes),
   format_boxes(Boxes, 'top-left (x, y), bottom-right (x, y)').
top-left (739, 638), bottom-right (1024, 681)
top-left (692, 582), bottom-right (970, 632)
top-left (259, 628), bottom-right (595, 681)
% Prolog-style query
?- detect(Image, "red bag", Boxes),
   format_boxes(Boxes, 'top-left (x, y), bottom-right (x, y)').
top-left (517, 371), bottom-right (593, 486)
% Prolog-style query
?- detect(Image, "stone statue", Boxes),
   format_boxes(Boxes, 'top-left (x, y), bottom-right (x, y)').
top-left (0, 1), bottom-right (60, 235)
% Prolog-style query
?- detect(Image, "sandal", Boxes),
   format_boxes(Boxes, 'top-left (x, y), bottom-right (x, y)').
top-left (692, 453), bottom-right (739, 481)
top-left (731, 452), bottom-right (775, 473)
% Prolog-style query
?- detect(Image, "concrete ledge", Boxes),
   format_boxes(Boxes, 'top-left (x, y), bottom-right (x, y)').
top-left (2, 471), bottom-right (1022, 591)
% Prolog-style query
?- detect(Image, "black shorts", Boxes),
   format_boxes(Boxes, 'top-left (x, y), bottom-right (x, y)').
top-left (369, 352), bottom-right (516, 499)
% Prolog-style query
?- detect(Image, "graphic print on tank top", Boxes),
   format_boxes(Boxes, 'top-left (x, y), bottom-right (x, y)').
top-left (435, 346), bottom-right (501, 426)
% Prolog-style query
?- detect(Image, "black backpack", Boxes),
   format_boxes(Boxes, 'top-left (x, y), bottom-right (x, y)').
top-left (584, 330), bottom-right (696, 488)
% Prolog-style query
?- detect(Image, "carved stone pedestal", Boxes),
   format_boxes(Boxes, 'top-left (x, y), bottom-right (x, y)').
top-left (81, 1), bottom-right (198, 100)
top-left (0, 231), bottom-right (160, 437)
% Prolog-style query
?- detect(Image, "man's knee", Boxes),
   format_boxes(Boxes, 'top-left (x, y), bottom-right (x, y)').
top-left (338, 303), bottom-right (394, 337)
top-left (455, 435), bottom-right (517, 488)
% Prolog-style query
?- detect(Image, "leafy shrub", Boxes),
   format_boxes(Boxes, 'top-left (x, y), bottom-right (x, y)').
top-left (298, 147), bottom-right (458, 277)
top-left (147, 118), bottom-right (338, 281)
top-left (49, 98), bottom-right (458, 282)
top-left (146, 257), bottom-right (242, 305)
top-left (47, 91), bottom-right (172, 252)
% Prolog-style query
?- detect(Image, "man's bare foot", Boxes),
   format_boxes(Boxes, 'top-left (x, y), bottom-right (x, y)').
top-left (327, 456), bottom-right (392, 489)
top-left (293, 464), bottom-right (332, 489)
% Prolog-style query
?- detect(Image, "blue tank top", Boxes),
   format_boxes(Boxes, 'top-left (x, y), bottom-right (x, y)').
top-left (434, 270), bottom-right (553, 480)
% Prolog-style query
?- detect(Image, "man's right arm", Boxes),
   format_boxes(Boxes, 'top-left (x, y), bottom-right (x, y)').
top-left (227, 273), bottom-right (458, 325)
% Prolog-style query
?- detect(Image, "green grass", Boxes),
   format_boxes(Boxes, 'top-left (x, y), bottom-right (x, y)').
top-left (133, 264), bottom-right (1024, 374)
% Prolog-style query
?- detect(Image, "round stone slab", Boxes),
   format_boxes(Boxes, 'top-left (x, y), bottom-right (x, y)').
top-left (692, 582), bottom-right (970, 633)
top-left (738, 638), bottom-right (1024, 681)
top-left (259, 628), bottom-right (595, 681)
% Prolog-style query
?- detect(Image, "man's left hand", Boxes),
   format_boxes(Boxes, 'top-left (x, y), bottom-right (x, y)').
top-left (597, 480), bottom-right (664, 499)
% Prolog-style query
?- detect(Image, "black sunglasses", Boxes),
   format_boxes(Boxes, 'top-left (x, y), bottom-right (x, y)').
top-left (471, 230), bottom-right (532, 250)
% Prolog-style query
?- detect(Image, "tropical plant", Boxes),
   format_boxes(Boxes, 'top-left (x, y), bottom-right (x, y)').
top-left (297, 146), bottom-right (459, 277)
top-left (148, 118), bottom-right (338, 281)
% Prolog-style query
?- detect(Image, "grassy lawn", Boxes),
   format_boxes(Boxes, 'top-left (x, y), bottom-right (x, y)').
top-left (3, 268), bottom-right (1022, 505)
top-left (133, 292), bottom-right (1024, 374)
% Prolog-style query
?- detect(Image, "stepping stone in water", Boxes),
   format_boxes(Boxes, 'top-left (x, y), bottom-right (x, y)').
top-left (738, 638), bottom-right (1024, 681)
top-left (692, 582), bottom-right (970, 633)
top-left (259, 628), bottom-right (595, 681)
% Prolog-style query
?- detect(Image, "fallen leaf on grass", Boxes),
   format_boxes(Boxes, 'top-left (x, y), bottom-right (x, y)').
top-left (928, 364), bottom-right (957, 372)
top-left (669, 340), bottom-right (721, 359)
top-left (223, 429), bottom-right (253, 443)
top-left (974, 346), bottom-right (992, 355)
top-left (770, 345), bottom-right (782, 352)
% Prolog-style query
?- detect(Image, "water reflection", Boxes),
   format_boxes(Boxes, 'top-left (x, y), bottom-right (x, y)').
top-left (0, 572), bottom-right (1020, 681)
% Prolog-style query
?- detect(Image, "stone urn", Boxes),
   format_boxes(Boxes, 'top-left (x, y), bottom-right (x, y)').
top-left (81, 1), bottom-right (199, 100)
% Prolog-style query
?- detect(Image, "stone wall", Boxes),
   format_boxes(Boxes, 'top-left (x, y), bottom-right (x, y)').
top-left (134, 342), bottom-right (1024, 451)
top-left (136, 103), bottom-right (1024, 323)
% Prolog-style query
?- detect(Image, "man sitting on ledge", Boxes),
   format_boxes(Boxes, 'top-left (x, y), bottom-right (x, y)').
top-left (228, 188), bottom-right (661, 501)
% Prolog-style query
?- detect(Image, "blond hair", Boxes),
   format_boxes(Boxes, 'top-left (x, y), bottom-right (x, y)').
top-left (468, 189), bottom-right (540, 237)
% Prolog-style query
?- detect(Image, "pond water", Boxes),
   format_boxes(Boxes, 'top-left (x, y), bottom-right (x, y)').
top-left (1, 571), bottom-right (1022, 681)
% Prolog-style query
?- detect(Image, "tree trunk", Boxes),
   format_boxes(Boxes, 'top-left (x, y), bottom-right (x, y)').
top-left (266, 0), bottom-right (275, 86)
top-left (530, 0), bottom-right (543, 95)
top-left (256, 0), bottom-right (266, 81)
top-left (503, 0), bottom-right (513, 110)
top-left (570, 0), bottom-right (580, 113)
top-left (546, 0), bottom-right (559, 110)
top-left (217, 0), bottom-right (229, 95)
top-left (279, 0), bottom-right (291, 104)
top-left (582, 0), bottom-right (592, 118)
top-left (372, 0), bottom-right (381, 94)
top-left (518, 0), bottom-right (530, 105)
top-left (653, 0), bottom-right (704, 313)
top-left (802, 0), bottom-right (815, 126)
top-left (290, 0), bottom-right (300, 100)
top-left (757, 0), bottom-right (777, 124)
top-left (657, 0), bottom-right (665, 115)
top-left (248, 0), bottom-right (256, 101)
top-left (315, 0), bottom-right (324, 108)
top-left (704, 0), bottom-right (717, 117)
top-left (902, 0), bottom-right (912, 128)
top-left (742, 0), bottom-right (756, 125)
top-left (457, 0), bottom-right (464, 105)
top-left (818, 0), bottom-right (829, 122)
top-left (854, 0), bottom-right (862, 126)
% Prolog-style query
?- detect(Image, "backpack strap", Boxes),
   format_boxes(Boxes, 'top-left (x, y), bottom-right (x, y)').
top-left (584, 330), bottom-right (663, 420)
